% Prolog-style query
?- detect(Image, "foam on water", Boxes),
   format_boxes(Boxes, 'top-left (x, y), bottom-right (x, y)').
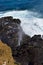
top-left (0, 10), bottom-right (43, 37)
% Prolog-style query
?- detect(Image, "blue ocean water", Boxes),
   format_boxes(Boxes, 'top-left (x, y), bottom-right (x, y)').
top-left (0, 0), bottom-right (43, 14)
top-left (0, 0), bottom-right (43, 36)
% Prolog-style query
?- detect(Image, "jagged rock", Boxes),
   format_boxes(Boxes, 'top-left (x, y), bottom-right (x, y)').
top-left (0, 16), bottom-right (43, 65)
top-left (30, 35), bottom-right (43, 47)
top-left (0, 16), bottom-right (30, 65)
top-left (13, 19), bottom-right (21, 24)
top-left (30, 35), bottom-right (43, 65)
top-left (0, 16), bottom-right (30, 48)
top-left (31, 35), bottom-right (42, 42)
top-left (12, 43), bottom-right (35, 65)
top-left (13, 35), bottom-right (43, 65)
top-left (0, 16), bottom-right (24, 48)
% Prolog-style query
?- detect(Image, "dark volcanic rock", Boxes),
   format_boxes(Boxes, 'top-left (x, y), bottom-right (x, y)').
top-left (13, 43), bottom-right (35, 65)
top-left (0, 16), bottom-right (31, 65)
top-left (0, 16), bottom-right (22, 48)
top-left (30, 35), bottom-right (43, 65)
top-left (13, 35), bottom-right (43, 65)
top-left (0, 16), bottom-right (43, 65)
top-left (30, 35), bottom-right (43, 47)
top-left (13, 19), bottom-right (21, 25)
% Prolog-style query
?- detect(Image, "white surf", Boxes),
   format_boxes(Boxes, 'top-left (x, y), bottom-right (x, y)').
top-left (0, 10), bottom-right (43, 37)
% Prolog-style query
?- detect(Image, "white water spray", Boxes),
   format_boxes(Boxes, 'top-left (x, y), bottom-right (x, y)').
top-left (18, 25), bottom-right (24, 46)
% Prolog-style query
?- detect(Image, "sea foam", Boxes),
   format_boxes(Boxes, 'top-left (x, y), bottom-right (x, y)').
top-left (0, 10), bottom-right (43, 37)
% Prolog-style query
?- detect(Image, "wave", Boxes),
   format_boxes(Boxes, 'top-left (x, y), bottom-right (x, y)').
top-left (0, 10), bottom-right (43, 37)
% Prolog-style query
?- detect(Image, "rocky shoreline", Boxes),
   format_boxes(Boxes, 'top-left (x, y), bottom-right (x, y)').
top-left (0, 16), bottom-right (43, 65)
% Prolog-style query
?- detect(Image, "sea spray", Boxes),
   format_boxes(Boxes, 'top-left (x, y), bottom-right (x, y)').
top-left (18, 25), bottom-right (24, 46)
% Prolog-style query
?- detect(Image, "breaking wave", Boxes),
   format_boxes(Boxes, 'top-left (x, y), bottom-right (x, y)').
top-left (0, 10), bottom-right (43, 37)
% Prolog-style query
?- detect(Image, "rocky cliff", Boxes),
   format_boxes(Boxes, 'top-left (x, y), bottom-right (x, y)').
top-left (0, 16), bottom-right (43, 65)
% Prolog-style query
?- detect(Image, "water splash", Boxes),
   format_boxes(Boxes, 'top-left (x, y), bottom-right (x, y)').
top-left (18, 25), bottom-right (24, 46)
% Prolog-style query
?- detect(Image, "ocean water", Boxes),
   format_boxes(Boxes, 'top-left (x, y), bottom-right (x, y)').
top-left (0, 0), bottom-right (43, 37)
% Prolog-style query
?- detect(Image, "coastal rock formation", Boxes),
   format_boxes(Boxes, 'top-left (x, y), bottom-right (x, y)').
top-left (0, 16), bottom-right (30, 48)
top-left (30, 35), bottom-right (43, 65)
top-left (0, 16), bottom-right (30, 65)
top-left (0, 16), bottom-right (43, 65)
top-left (13, 35), bottom-right (43, 65)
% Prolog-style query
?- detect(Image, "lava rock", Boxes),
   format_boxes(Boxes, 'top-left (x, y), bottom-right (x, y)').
top-left (13, 35), bottom-right (43, 65)
top-left (0, 16), bottom-right (31, 65)
top-left (0, 16), bottom-right (25, 48)
top-left (0, 16), bottom-right (43, 65)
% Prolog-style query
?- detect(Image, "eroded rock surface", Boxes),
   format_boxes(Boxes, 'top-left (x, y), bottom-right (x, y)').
top-left (0, 16), bottom-right (43, 65)
top-left (0, 40), bottom-right (18, 65)
top-left (0, 16), bottom-right (30, 65)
